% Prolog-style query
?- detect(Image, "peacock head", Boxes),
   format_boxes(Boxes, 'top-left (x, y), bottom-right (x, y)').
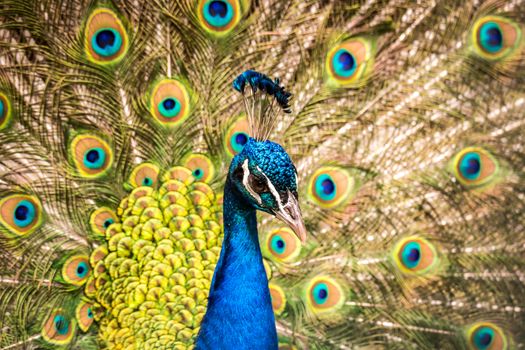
top-left (228, 137), bottom-right (306, 242)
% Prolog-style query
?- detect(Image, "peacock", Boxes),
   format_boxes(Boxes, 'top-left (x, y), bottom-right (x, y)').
top-left (0, 0), bottom-right (524, 349)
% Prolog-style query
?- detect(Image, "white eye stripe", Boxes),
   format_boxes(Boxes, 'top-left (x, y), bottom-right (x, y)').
top-left (242, 159), bottom-right (262, 205)
top-left (258, 167), bottom-right (284, 210)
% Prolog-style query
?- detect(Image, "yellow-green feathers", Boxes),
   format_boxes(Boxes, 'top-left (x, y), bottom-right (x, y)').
top-left (87, 162), bottom-right (223, 348)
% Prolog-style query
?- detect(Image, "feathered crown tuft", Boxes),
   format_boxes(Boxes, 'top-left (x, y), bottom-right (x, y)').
top-left (233, 70), bottom-right (292, 140)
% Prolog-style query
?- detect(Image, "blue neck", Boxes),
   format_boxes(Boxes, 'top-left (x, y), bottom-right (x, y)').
top-left (196, 179), bottom-right (277, 350)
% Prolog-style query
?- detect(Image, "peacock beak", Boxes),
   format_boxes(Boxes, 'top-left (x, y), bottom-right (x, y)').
top-left (274, 190), bottom-right (307, 243)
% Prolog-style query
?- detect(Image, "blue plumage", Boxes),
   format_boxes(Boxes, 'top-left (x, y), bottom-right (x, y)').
top-left (197, 179), bottom-right (278, 349)
top-left (197, 138), bottom-right (301, 349)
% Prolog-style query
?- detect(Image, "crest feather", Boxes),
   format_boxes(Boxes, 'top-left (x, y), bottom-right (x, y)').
top-left (232, 70), bottom-right (292, 141)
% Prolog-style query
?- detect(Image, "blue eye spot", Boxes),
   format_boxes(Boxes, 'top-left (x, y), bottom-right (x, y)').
top-left (87, 308), bottom-right (93, 319)
top-left (204, 1), bottom-right (234, 28)
top-left (459, 152), bottom-right (481, 180)
top-left (163, 98), bottom-right (176, 110)
top-left (53, 315), bottom-right (69, 335)
top-left (86, 150), bottom-right (99, 163)
top-left (76, 262), bottom-right (89, 278)
top-left (333, 49), bottom-right (357, 77)
top-left (13, 200), bottom-right (36, 228)
top-left (230, 132), bottom-right (248, 153)
top-left (15, 205), bottom-right (28, 221)
top-left (312, 283), bottom-right (329, 305)
top-left (91, 28), bottom-right (122, 57)
top-left (479, 22), bottom-right (503, 53)
top-left (142, 177), bottom-right (152, 186)
top-left (321, 179), bottom-right (335, 195)
top-left (315, 174), bottom-right (336, 201)
top-left (83, 148), bottom-right (106, 169)
top-left (96, 30), bottom-right (115, 48)
top-left (103, 218), bottom-right (114, 229)
top-left (401, 242), bottom-right (421, 269)
top-left (473, 327), bottom-right (494, 349)
top-left (235, 133), bottom-right (248, 146)
top-left (158, 97), bottom-right (181, 118)
top-left (339, 52), bottom-right (355, 70)
top-left (271, 235), bottom-right (286, 254)
top-left (407, 248), bottom-right (420, 262)
top-left (193, 168), bottom-right (203, 179)
top-left (0, 99), bottom-right (4, 119)
top-left (210, 1), bottom-right (227, 17)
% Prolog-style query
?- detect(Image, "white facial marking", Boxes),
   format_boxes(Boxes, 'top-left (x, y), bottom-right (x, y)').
top-left (258, 166), bottom-right (285, 211)
top-left (242, 159), bottom-right (262, 205)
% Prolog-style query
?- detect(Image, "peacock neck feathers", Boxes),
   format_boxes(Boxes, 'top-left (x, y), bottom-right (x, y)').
top-left (197, 177), bottom-right (277, 350)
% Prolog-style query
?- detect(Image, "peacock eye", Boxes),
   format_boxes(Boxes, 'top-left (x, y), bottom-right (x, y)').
top-left (149, 79), bottom-right (191, 127)
top-left (103, 218), bottom-right (113, 228)
top-left (92, 28), bottom-right (122, 57)
top-left (249, 174), bottom-right (269, 193)
top-left (308, 166), bottom-right (357, 209)
top-left (326, 37), bottom-right (375, 87)
top-left (183, 153), bottom-right (216, 183)
top-left (76, 301), bottom-right (94, 332)
top-left (0, 194), bottom-right (43, 236)
top-left (83, 148), bottom-right (106, 169)
top-left (264, 227), bottom-right (302, 262)
top-left (304, 275), bottom-right (345, 314)
top-left (450, 147), bottom-right (499, 189)
top-left (466, 322), bottom-right (508, 350)
top-left (197, 0), bottom-right (242, 37)
top-left (158, 97), bottom-right (181, 118)
top-left (471, 16), bottom-right (522, 61)
top-left (269, 283), bottom-right (286, 315)
top-left (224, 115), bottom-right (250, 157)
top-left (89, 207), bottom-right (118, 236)
top-left (479, 22), bottom-right (503, 53)
top-left (84, 8), bottom-right (128, 64)
top-left (41, 310), bottom-right (75, 345)
top-left (232, 132), bottom-right (248, 152)
top-left (62, 255), bottom-right (91, 286)
top-left (70, 134), bottom-right (113, 178)
top-left (128, 163), bottom-right (160, 188)
top-left (392, 236), bottom-right (439, 276)
top-left (333, 49), bottom-right (357, 77)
